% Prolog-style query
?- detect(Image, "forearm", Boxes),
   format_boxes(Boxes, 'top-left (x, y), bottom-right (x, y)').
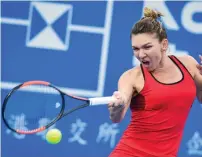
top-left (109, 91), bottom-right (132, 122)
top-left (195, 77), bottom-right (202, 103)
top-left (109, 106), bottom-right (125, 123)
top-left (109, 69), bottom-right (135, 123)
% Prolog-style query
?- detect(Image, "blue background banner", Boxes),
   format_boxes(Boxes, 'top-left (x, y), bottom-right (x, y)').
top-left (1, 1), bottom-right (202, 157)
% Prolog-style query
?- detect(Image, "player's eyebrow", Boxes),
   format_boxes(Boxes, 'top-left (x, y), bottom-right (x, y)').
top-left (132, 42), bottom-right (152, 49)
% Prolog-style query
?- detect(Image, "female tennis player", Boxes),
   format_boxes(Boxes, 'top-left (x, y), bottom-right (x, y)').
top-left (108, 7), bottom-right (202, 157)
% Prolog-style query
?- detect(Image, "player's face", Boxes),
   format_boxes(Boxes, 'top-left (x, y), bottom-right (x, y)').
top-left (131, 33), bottom-right (167, 71)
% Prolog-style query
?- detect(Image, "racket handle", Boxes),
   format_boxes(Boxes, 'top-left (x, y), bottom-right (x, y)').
top-left (89, 96), bottom-right (115, 106)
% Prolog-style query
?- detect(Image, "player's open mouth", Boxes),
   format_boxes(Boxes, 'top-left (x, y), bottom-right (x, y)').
top-left (142, 61), bottom-right (150, 67)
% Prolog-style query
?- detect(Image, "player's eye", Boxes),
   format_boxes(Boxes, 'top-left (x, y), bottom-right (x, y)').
top-left (133, 47), bottom-right (139, 51)
top-left (144, 46), bottom-right (152, 50)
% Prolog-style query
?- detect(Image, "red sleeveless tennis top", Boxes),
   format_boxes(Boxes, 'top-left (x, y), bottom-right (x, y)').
top-left (109, 55), bottom-right (196, 157)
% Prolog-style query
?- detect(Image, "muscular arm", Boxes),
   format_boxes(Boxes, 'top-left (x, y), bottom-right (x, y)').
top-left (109, 69), bottom-right (136, 123)
top-left (193, 58), bottom-right (202, 103)
top-left (196, 74), bottom-right (202, 103)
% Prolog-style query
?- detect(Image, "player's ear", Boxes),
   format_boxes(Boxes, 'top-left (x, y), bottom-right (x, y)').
top-left (161, 38), bottom-right (168, 53)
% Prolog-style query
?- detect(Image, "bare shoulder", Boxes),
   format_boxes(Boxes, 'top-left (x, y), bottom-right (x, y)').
top-left (175, 54), bottom-right (198, 77)
top-left (177, 54), bottom-right (198, 64)
top-left (119, 66), bottom-right (143, 92)
top-left (119, 66), bottom-right (142, 81)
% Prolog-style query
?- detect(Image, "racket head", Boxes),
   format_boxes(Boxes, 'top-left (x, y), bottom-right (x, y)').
top-left (2, 81), bottom-right (65, 134)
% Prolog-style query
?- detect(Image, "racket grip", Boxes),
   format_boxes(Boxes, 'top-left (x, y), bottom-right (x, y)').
top-left (89, 96), bottom-right (115, 106)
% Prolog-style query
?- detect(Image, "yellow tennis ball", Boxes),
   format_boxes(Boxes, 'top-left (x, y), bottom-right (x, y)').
top-left (46, 128), bottom-right (62, 144)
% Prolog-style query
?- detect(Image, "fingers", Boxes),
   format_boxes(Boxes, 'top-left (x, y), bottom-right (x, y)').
top-left (107, 91), bottom-right (124, 109)
top-left (108, 102), bottom-right (115, 108)
top-left (113, 91), bottom-right (126, 103)
top-left (108, 100), bottom-right (124, 108)
top-left (107, 90), bottom-right (126, 110)
top-left (108, 103), bottom-right (123, 109)
top-left (197, 55), bottom-right (202, 74)
top-left (113, 91), bottom-right (121, 99)
top-left (199, 55), bottom-right (202, 63)
top-left (196, 64), bottom-right (202, 75)
top-left (196, 64), bottom-right (201, 69)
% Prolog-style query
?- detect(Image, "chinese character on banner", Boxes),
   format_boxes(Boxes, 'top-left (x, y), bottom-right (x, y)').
top-left (187, 131), bottom-right (202, 156)
top-left (36, 118), bottom-right (56, 140)
top-left (6, 113), bottom-right (28, 139)
top-left (68, 118), bottom-right (87, 145)
top-left (96, 122), bottom-right (119, 148)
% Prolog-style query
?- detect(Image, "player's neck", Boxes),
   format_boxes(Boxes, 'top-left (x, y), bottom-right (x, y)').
top-left (153, 55), bottom-right (173, 74)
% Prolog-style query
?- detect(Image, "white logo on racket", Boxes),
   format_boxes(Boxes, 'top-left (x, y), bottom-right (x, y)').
top-left (55, 102), bottom-right (61, 108)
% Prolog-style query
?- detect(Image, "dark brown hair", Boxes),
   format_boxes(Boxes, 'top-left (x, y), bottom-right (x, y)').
top-left (131, 7), bottom-right (167, 42)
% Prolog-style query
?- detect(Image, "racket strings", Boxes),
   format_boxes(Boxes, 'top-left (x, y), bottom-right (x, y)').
top-left (3, 84), bottom-right (63, 132)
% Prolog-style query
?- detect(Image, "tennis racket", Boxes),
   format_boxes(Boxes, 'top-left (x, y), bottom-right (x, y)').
top-left (2, 80), bottom-right (115, 134)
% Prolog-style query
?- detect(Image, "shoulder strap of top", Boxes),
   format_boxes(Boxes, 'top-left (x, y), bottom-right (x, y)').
top-left (168, 55), bottom-right (194, 79)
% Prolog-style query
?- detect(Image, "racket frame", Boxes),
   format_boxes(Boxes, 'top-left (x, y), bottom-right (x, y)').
top-left (2, 81), bottom-right (67, 134)
top-left (2, 81), bottom-right (108, 134)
